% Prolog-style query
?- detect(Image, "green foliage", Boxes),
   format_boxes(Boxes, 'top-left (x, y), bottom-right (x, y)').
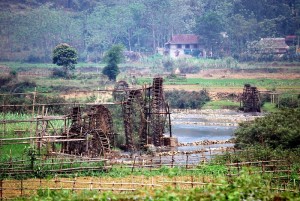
top-left (162, 57), bottom-right (174, 72)
top-left (24, 146), bottom-right (37, 170)
top-left (203, 100), bottom-right (240, 110)
top-left (0, 71), bottom-right (38, 113)
top-left (52, 43), bottom-right (78, 78)
top-left (0, 70), bottom-right (36, 94)
top-left (137, 77), bottom-right (300, 90)
top-left (195, 11), bottom-right (224, 51)
top-left (261, 103), bottom-right (279, 113)
top-left (102, 44), bottom-right (124, 81)
top-left (235, 109), bottom-right (300, 149)
top-left (51, 67), bottom-right (67, 78)
top-left (1, 0), bottom-right (299, 62)
top-left (277, 94), bottom-right (300, 108)
top-left (165, 89), bottom-right (210, 109)
top-left (15, 172), bottom-right (300, 200)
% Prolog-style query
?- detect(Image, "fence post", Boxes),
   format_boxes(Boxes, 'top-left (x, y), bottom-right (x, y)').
top-left (20, 179), bottom-right (23, 197)
top-left (0, 179), bottom-right (3, 201)
top-left (159, 155), bottom-right (162, 168)
top-left (237, 161), bottom-right (240, 175)
top-left (132, 156), bottom-right (137, 173)
top-left (72, 177), bottom-right (77, 192)
top-left (186, 154), bottom-right (189, 170)
top-left (171, 155), bottom-right (174, 168)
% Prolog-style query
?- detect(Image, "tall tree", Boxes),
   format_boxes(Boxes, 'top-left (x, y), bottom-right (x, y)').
top-left (102, 44), bottom-right (124, 81)
top-left (52, 43), bottom-right (78, 79)
top-left (195, 11), bottom-right (224, 56)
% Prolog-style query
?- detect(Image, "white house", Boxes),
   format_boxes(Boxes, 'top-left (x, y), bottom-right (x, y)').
top-left (164, 34), bottom-right (205, 58)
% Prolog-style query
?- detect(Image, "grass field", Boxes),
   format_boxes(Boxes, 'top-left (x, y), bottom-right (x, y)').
top-left (137, 77), bottom-right (300, 90)
top-left (202, 100), bottom-right (240, 110)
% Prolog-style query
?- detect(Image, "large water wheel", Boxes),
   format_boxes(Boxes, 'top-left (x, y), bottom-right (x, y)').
top-left (63, 105), bottom-right (114, 157)
top-left (113, 80), bottom-right (129, 102)
top-left (150, 77), bottom-right (168, 146)
top-left (241, 84), bottom-right (261, 112)
top-left (123, 89), bottom-right (147, 151)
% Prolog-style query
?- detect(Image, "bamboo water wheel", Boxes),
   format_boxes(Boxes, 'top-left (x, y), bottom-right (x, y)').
top-left (122, 89), bottom-right (147, 151)
top-left (113, 80), bottom-right (129, 102)
top-left (122, 77), bottom-right (170, 151)
top-left (241, 84), bottom-right (261, 112)
top-left (62, 105), bottom-right (114, 157)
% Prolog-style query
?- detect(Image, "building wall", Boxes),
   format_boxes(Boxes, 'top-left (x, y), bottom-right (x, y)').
top-left (168, 44), bottom-right (205, 58)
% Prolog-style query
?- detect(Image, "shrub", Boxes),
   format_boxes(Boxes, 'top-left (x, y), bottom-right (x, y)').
top-left (162, 57), bottom-right (174, 72)
top-left (165, 89), bottom-right (210, 109)
top-left (277, 95), bottom-right (300, 108)
top-left (52, 67), bottom-right (67, 78)
top-left (235, 108), bottom-right (300, 149)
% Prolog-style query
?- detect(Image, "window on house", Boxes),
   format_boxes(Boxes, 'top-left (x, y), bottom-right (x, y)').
top-left (193, 44), bottom-right (198, 48)
top-left (185, 44), bottom-right (190, 49)
top-left (177, 44), bottom-right (182, 49)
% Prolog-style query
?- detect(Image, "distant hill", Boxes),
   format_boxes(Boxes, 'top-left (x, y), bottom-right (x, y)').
top-left (0, 0), bottom-right (299, 62)
top-left (0, 0), bottom-right (116, 12)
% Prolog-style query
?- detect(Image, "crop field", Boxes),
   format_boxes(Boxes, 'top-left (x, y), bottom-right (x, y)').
top-left (138, 77), bottom-right (300, 90)
top-left (138, 78), bottom-right (300, 92)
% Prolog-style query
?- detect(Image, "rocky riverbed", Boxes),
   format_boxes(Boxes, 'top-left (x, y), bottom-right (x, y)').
top-left (171, 109), bottom-right (263, 127)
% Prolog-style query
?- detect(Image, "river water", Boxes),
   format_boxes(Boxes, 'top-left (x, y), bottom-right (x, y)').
top-left (168, 109), bottom-right (261, 151)
top-left (172, 124), bottom-right (236, 143)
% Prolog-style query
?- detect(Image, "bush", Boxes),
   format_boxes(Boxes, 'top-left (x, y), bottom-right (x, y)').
top-left (165, 89), bottom-right (210, 109)
top-left (278, 95), bottom-right (300, 108)
top-left (25, 55), bottom-right (44, 63)
top-left (52, 68), bottom-right (67, 78)
top-left (176, 59), bottom-right (200, 74)
top-left (162, 57), bottom-right (174, 72)
top-left (235, 108), bottom-right (300, 149)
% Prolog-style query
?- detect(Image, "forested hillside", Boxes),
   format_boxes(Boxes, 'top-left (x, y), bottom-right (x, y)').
top-left (0, 0), bottom-right (299, 62)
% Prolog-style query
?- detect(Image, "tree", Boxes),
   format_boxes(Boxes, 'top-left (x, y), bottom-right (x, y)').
top-left (52, 43), bottom-right (78, 78)
top-left (196, 12), bottom-right (224, 47)
top-left (102, 44), bottom-right (124, 81)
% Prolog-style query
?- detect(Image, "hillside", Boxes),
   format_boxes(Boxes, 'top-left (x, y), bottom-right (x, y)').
top-left (0, 0), bottom-right (299, 62)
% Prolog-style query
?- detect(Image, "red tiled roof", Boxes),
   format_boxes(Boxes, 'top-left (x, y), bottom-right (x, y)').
top-left (167, 34), bottom-right (199, 44)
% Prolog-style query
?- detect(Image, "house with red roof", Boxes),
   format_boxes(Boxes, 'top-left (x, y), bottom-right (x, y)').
top-left (164, 34), bottom-right (205, 58)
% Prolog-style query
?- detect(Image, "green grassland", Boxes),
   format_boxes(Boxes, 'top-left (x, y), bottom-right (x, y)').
top-left (138, 77), bottom-right (300, 90)
top-left (202, 100), bottom-right (240, 110)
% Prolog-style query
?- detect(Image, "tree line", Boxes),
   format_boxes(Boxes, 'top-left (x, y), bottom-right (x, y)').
top-left (0, 0), bottom-right (299, 62)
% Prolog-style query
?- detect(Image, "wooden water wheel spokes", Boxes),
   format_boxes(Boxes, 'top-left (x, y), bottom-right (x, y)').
top-left (123, 89), bottom-right (147, 151)
top-left (113, 80), bottom-right (129, 102)
top-left (85, 129), bottom-right (111, 157)
top-left (63, 104), bottom-right (114, 157)
top-left (150, 77), bottom-right (167, 146)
